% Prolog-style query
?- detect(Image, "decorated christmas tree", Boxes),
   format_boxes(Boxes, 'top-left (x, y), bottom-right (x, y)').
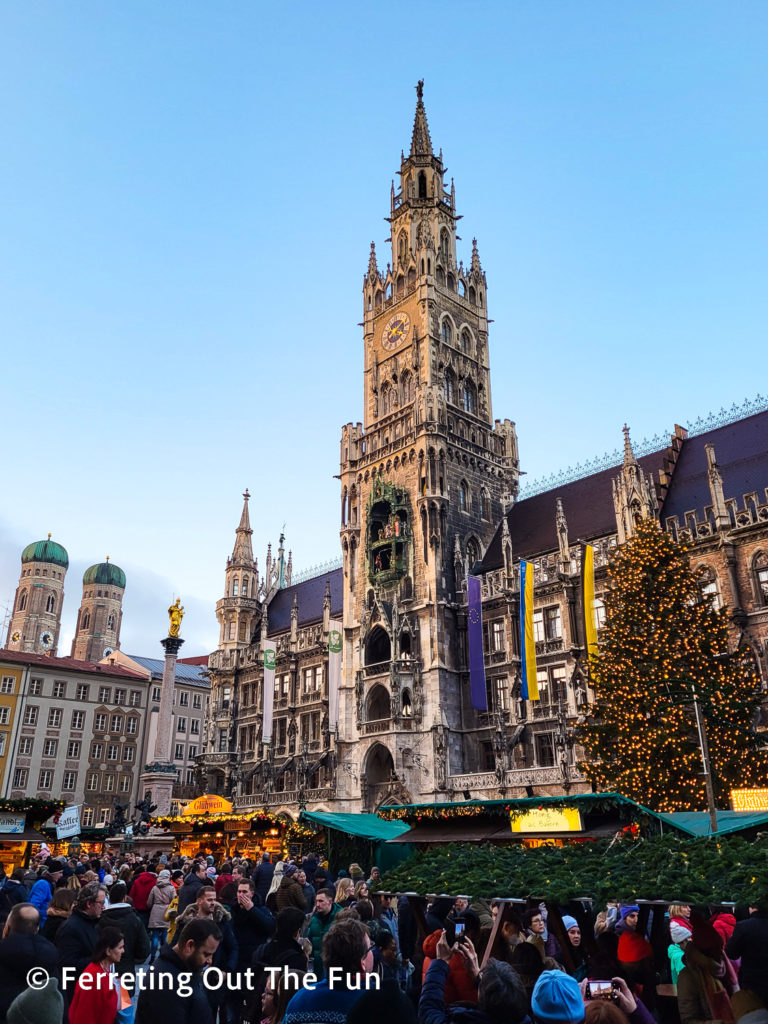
top-left (577, 517), bottom-right (767, 811)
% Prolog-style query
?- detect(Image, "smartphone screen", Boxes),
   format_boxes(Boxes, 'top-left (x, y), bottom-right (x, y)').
top-left (587, 981), bottom-right (613, 1000)
top-left (454, 922), bottom-right (466, 939)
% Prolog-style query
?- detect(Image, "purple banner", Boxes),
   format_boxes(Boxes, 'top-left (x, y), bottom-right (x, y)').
top-left (467, 575), bottom-right (488, 711)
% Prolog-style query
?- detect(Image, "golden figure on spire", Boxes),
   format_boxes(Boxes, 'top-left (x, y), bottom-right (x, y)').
top-left (168, 598), bottom-right (184, 637)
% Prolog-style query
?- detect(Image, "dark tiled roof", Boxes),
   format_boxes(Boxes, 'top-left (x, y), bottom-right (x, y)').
top-left (267, 569), bottom-right (343, 636)
top-left (126, 654), bottom-right (209, 687)
top-left (482, 450), bottom-right (670, 570)
top-left (660, 409), bottom-right (768, 523)
top-left (0, 649), bottom-right (145, 680)
top-left (482, 408), bottom-right (768, 571)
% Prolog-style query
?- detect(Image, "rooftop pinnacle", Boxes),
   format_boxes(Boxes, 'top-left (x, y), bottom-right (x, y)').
top-left (410, 79), bottom-right (433, 157)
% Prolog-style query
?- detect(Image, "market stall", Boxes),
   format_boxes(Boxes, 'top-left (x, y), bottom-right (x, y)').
top-left (0, 800), bottom-right (64, 872)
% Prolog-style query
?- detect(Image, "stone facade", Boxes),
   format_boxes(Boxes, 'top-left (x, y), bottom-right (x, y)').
top-left (198, 85), bottom-right (768, 814)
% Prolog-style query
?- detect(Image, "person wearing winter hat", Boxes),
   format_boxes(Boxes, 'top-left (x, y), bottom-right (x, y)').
top-left (532, 969), bottom-right (586, 1024)
top-left (147, 868), bottom-right (176, 961)
top-left (561, 916), bottom-right (588, 982)
top-left (616, 907), bottom-right (655, 1012)
top-left (6, 976), bottom-right (63, 1024)
top-left (275, 863), bottom-right (307, 912)
top-left (668, 921), bottom-right (692, 986)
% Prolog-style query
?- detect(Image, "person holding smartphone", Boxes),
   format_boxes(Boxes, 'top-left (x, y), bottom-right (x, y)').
top-left (580, 975), bottom-right (656, 1024)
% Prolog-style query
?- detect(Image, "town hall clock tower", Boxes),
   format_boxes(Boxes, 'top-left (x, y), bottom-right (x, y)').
top-left (337, 83), bottom-right (520, 810)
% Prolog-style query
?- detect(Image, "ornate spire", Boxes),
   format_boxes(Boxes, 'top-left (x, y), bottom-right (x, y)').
top-left (470, 238), bottom-right (482, 275)
top-left (622, 424), bottom-right (635, 467)
top-left (556, 497), bottom-right (570, 571)
top-left (410, 79), bottom-right (433, 157)
top-left (612, 425), bottom-right (657, 544)
top-left (231, 489), bottom-right (254, 565)
top-left (705, 443), bottom-right (731, 532)
top-left (367, 241), bottom-right (379, 281)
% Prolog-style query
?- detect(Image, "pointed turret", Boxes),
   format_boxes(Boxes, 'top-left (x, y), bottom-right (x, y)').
top-left (470, 237), bottom-right (483, 276)
top-left (556, 498), bottom-right (570, 571)
top-left (231, 489), bottom-right (255, 566)
top-left (410, 79), bottom-right (433, 157)
top-left (612, 426), bottom-right (657, 543)
top-left (367, 241), bottom-right (379, 281)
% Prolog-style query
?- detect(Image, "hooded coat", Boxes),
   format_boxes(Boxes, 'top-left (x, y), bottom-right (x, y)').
top-left (98, 901), bottom-right (151, 975)
top-left (147, 879), bottom-right (177, 929)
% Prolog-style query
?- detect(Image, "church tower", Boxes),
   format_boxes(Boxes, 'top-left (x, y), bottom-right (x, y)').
top-left (338, 83), bottom-right (520, 810)
top-left (5, 536), bottom-right (68, 655)
top-left (216, 490), bottom-right (261, 652)
top-left (71, 558), bottom-right (126, 662)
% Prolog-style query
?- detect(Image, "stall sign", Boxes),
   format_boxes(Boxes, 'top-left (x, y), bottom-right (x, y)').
top-left (56, 806), bottom-right (81, 840)
top-left (224, 819), bottom-right (252, 833)
top-left (731, 788), bottom-right (768, 811)
top-left (509, 808), bottom-right (582, 833)
top-left (0, 814), bottom-right (25, 835)
top-left (181, 795), bottom-right (234, 816)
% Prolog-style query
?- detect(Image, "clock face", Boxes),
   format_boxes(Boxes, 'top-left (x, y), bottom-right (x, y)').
top-left (10, 631), bottom-right (20, 644)
top-left (382, 312), bottom-right (410, 351)
top-left (39, 630), bottom-right (54, 650)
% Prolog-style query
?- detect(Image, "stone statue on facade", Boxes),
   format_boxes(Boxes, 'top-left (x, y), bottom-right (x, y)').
top-left (168, 598), bottom-right (184, 637)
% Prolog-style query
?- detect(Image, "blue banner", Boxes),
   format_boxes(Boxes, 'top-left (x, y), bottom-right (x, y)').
top-left (467, 575), bottom-right (488, 711)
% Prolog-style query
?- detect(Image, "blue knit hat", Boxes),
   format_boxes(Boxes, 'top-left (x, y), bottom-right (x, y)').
top-left (532, 970), bottom-right (585, 1024)
top-left (619, 904), bottom-right (640, 921)
top-left (562, 915), bottom-right (579, 932)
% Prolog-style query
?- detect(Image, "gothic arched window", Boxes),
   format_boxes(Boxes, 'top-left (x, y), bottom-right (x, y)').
top-left (381, 382), bottom-right (395, 415)
top-left (459, 480), bottom-right (469, 512)
top-left (443, 369), bottom-right (455, 405)
top-left (398, 230), bottom-right (408, 266)
top-left (418, 172), bottom-right (427, 198)
top-left (107, 613), bottom-right (115, 630)
top-left (698, 565), bottom-right (721, 610)
top-left (232, 578), bottom-right (239, 597)
top-left (440, 229), bottom-right (450, 258)
top-left (45, 594), bottom-right (55, 613)
top-left (18, 591), bottom-right (27, 612)
top-left (466, 537), bottom-right (480, 569)
top-left (463, 380), bottom-right (476, 415)
top-left (401, 371), bottom-right (414, 404)
top-left (442, 320), bottom-right (452, 346)
top-left (81, 611), bottom-right (90, 631)
top-left (461, 329), bottom-right (471, 354)
top-left (754, 553), bottom-right (768, 607)
top-left (241, 576), bottom-right (248, 596)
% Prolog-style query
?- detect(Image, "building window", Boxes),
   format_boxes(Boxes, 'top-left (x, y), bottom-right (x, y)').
top-left (62, 771), bottom-right (76, 790)
top-left (462, 380), bottom-right (476, 415)
top-left (126, 717), bottom-right (138, 735)
top-left (0, 734), bottom-right (6, 757)
top-left (86, 773), bottom-right (99, 791)
top-left (53, 681), bottom-right (65, 699)
top-left (72, 711), bottom-right (85, 730)
top-left (218, 729), bottom-right (228, 752)
top-left (23, 706), bottom-right (39, 727)
top-left (535, 733), bottom-right (556, 767)
top-left (29, 679), bottom-right (42, 696)
top-left (104, 775), bottom-right (115, 792)
top-left (111, 714), bottom-right (122, 733)
top-left (120, 776), bottom-right (131, 793)
top-left (48, 708), bottom-right (62, 728)
top-left (186, 768), bottom-right (195, 784)
top-left (193, 694), bottom-right (201, 710)
top-left (459, 481), bottom-right (469, 513)
top-left (13, 768), bottom-right (28, 788)
top-left (95, 714), bottom-right (107, 731)
top-left (76, 684), bottom-right (89, 701)
top-left (91, 743), bottom-right (103, 760)
top-left (177, 717), bottom-right (186, 733)
top-left (174, 743), bottom-right (184, 760)
top-left (67, 740), bottom-right (81, 758)
top-left (130, 690), bottom-right (141, 707)
top-left (98, 687), bottom-right (111, 703)
top-left (43, 739), bottom-right (58, 757)
top-left (754, 553), bottom-right (768, 606)
top-left (441, 320), bottom-right (452, 346)
top-left (81, 611), bottom-right (90, 631)
top-left (18, 591), bottom-right (27, 611)
top-left (491, 620), bottom-right (505, 653)
top-left (443, 369), bottom-right (455, 404)
top-left (594, 598), bottom-right (606, 629)
top-left (480, 490), bottom-right (491, 521)
top-left (188, 745), bottom-right (197, 759)
top-left (82, 808), bottom-right (94, 827)
top-left (114, 689), bottom-right (125, 706)
top-left (38, 770), bottom-right (53, 789)
top-left (544, 606), bottom-right (562, 640)
top-left (461, 329), bottom-right (471, 354)
top-left (0, 708), bottom-right (9, 726)
top-left (495, 676), bottom-right (509, 711)
top-left (18, 737), bottom-right (33, 755)
top-left (190, 719), bottom-right (200, 735)
top-left (1, 677), bottom-right (14, 694)
top-left (123, 746), bottom-right (135, 763)
top-left (152, 687), bottom-right (161, 702)
top-left (107, 744), bottom-right (118, 761)
top-left (179, 691), bottom-right (189, 706)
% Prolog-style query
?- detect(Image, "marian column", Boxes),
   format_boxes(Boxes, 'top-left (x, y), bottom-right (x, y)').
top-left (139, 599), bottom-right (185, 817)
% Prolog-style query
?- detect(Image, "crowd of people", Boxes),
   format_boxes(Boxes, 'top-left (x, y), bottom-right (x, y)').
top-left (0, 844), bottom-right (764, 1024)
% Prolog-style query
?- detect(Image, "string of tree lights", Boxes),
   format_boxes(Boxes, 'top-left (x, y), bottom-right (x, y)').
top-left (576, 518), bottom-right (767, 812)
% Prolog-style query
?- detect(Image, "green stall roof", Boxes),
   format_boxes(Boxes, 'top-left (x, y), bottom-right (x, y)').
top-left (300, 811), bottom-right (410, 842)
top-left (654, 810), bottom-right (768, 837)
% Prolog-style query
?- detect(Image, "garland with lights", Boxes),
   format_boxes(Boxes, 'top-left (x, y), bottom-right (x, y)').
top-left (576, 519), bottom-right (767, 812)
top-left (379, 833), bottom-right (768, 905)
top-left (378, 794), bottom-right (650, 823)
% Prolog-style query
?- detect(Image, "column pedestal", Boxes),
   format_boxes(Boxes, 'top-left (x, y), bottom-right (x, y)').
top-left (139, 635), bottom-right (184, 816)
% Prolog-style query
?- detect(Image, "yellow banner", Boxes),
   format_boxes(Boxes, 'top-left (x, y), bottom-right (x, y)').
top-left (731, 788), bottom-right (768, 812)
top-left (181, 794), bottom-right (234, 816)
top-left (510, 807), bottom-right (582, 833)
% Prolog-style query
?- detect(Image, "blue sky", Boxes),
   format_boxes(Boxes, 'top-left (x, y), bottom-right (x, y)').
top-left (1, 1), bottom-right (766, 656)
